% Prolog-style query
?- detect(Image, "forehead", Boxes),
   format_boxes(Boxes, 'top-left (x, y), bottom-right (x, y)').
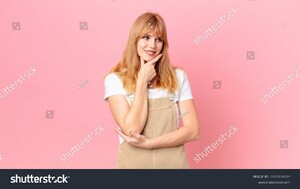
top-left (145, 29), bottom-right (161, 37)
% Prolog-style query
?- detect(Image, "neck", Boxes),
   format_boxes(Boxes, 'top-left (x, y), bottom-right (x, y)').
top-left (148, 76), bottom-right (158, 88)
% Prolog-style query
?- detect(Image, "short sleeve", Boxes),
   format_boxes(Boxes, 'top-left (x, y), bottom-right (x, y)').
top-left (177, 69), bottom-right (193, 102)
top-left (104, 73), bottom-right (126, 101)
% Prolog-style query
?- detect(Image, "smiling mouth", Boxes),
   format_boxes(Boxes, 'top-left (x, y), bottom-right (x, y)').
top-left (145, 50), bottom-right (156, 56)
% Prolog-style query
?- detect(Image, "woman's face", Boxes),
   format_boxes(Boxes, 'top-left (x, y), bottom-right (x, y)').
top-left (137, 31), bottom-right (163, 62)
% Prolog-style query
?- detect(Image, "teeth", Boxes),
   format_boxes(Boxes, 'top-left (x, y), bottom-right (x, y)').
top-left (145, 50), bottom-right (155, 55)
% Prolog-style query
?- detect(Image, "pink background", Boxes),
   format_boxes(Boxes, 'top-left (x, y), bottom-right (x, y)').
top-left (0, 0), bottom-right (299, 169)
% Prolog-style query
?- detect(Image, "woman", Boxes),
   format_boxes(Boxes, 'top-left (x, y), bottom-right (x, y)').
top-left (104, 12), bottom-right (200, 169)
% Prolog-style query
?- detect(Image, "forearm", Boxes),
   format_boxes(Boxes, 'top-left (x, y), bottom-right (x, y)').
top-left (149, 125), bottom-right (200, 149)
top-left (123, 78), bottom-right (148, 136)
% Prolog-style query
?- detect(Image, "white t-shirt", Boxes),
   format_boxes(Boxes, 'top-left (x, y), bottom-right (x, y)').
top-left (104, 68), bottom-right (193, 143)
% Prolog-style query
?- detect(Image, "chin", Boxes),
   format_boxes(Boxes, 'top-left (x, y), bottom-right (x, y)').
top-left (144, 55), bottom-right (157, 62)
top-left (145, 58), bottom-right (153, 62)
top-left (142, 57), bottom-right (152, 62)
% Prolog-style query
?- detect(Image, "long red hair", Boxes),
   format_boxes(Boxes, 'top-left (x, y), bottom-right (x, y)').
top-left (107, 12), bottom-right (178, 94)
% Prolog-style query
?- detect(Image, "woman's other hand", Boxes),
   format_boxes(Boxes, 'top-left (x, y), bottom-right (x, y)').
top-left (115, 128), bottom-right (153, 149)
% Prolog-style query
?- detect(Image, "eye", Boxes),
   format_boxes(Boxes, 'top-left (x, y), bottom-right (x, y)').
top-left (142, 35), bottom-right (150, 40)
top-left (155, 38), bottom-right (163, 43)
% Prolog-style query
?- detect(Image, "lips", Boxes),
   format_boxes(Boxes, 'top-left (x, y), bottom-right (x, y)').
top-left (144, 50), bottom-right (156, 56)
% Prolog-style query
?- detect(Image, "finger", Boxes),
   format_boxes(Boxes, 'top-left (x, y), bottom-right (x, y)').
top-left (115, 129), bottom-right (138, 144)
top-left (131, 132), bottom-right (142, 140)
top-left (148, 54), bottom-right (162, 65)
top-left (114, 128), bottom-right (123, 136)
top-left (128, 130), bottom-right (135, 137)
top-left (115, 128), bottom-right (128, 140)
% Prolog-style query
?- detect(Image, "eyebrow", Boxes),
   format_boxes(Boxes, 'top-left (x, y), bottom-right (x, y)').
top-left (144, 34), bottom-right (162, 38)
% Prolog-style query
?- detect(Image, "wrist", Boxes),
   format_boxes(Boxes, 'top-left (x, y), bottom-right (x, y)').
top-left (147, 138), bottom-right (154, 149)
top-left (138, 72), bottom-right (150, 82)
top-left (136, 77), bottom-right (148, 88)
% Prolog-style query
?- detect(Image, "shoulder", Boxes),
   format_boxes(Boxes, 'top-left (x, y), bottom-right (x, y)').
top-left (104, 72), bottom-right (122, 84)
top-left (174, 68), bottom-right (188, 83)
top-left (104, 72), bottom-right (126, 101)
top-left (104, 72), bottom-right (119, 80)
top-left (175, 68), bottom-right (188, 77)
top-left (104, 72), bottom-right (124, 90)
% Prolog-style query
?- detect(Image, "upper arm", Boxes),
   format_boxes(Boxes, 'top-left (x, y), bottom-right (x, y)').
top-left (178, 99), bottom-right (200, 137)
top-left (104, 73), bottom-right (129, 129)
top-left (107, 95), bottom-right (130, 130)
top-left (176, 69), bottom-right (199, 136)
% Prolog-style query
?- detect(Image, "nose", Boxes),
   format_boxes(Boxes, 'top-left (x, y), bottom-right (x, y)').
top-left (149, 38), bottom-right (156, 49)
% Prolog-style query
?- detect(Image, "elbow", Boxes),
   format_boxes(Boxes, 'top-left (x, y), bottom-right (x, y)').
top-left (190, 124), bottom-right (200, 141)
top-left (192, 131), bottom-right (200, 141)
top-left (122, 122), bottom-right (143, 136)
top-left (125, 127), bottom-right (143, 136)
top-left (194, 132), bottom-right (200, 141)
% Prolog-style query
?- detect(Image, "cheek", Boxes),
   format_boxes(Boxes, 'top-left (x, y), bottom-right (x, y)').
top-left (157, 43), bottom-right (163, 53)
top-left (137, 41), bottom-right (145, 56)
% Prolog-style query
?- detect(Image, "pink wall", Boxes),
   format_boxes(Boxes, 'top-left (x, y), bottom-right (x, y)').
top-left (0, 0), bottom-right (299, 169)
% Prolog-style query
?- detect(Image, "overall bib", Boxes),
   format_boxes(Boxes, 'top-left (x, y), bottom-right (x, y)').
top-left (116, 96), bottom-right (189, 169)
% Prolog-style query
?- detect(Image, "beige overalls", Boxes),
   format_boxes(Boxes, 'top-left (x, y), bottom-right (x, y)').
top-left (116, 94), bottom-right (189, 169)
